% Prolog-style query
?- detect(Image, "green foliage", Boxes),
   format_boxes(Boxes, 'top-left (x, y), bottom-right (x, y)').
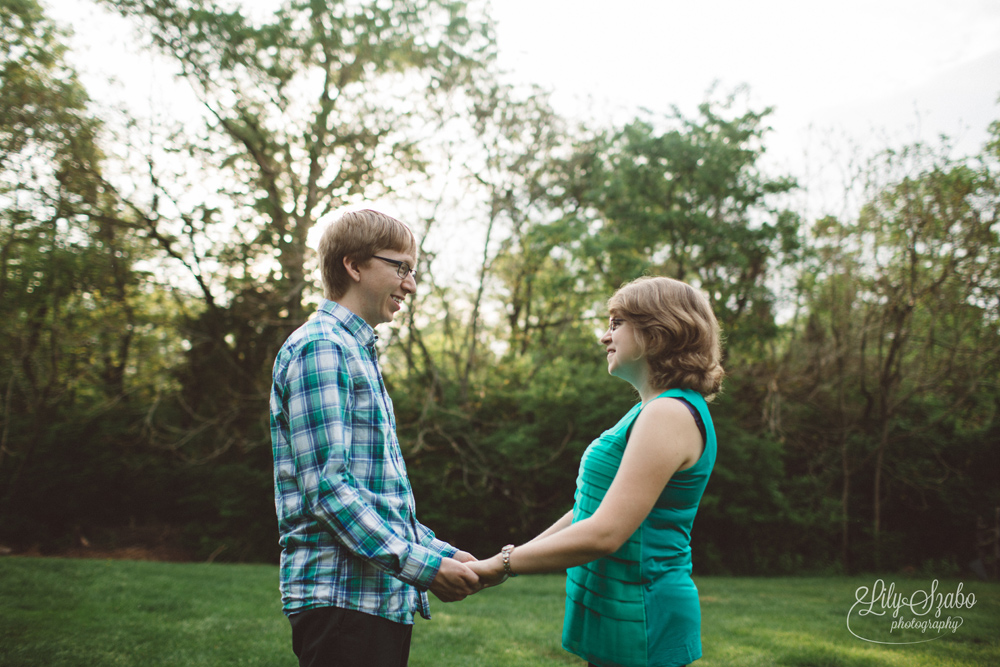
top-left (698, 412), bottom-right (806, 574)
top-left (399, 344), bottom-right (635, 556)
top-left (0, 0), bottom-right (179, 549)
top-left (175, 452), bottom-right (280, 563)
top-left (0, 0), bottom-right (96, 174)
top-left (777, 140), bottom-right (1000, 572)
top-left (551, 89), bottom-right (801, 346)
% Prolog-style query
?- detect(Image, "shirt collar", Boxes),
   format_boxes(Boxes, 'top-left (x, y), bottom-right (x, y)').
top-left (319, 299), bottom-right (378, 347)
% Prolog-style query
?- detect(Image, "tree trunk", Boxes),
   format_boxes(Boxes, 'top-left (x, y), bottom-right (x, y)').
top-left (841, 439), bottom-right (851, 572)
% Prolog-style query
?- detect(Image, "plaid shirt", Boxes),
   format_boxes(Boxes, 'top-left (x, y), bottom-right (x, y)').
top-left (270, 299), bottom-right (455, 623)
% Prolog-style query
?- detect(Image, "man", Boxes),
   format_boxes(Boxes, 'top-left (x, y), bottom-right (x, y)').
top-left (270, 209), bottom-right (480, 667)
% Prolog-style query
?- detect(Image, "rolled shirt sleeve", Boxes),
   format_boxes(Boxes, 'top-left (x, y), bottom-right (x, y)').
top-left (416, 521), bottom-right (459, 560)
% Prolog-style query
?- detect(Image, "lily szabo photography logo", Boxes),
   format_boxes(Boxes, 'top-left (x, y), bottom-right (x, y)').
top-left (847, 579), bottom-right (977, 644)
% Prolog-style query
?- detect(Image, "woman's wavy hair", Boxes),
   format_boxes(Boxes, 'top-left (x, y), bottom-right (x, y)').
top-left (318, 209), bottom-right (417, 300)
top-left (608, 276), bottom-right (725, 399)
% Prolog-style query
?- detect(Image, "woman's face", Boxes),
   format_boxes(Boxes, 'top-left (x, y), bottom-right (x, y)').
top-left (600, 316), bottom-right (646, 384)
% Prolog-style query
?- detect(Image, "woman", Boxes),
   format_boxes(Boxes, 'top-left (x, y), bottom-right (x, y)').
top-left (470, 276), bottom-right (724, 667)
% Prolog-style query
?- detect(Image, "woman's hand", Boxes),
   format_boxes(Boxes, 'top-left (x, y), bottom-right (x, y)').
top-left (452, 550), bottom-right (478, 563)
top-left (467, 554), bottom-right (507, 587)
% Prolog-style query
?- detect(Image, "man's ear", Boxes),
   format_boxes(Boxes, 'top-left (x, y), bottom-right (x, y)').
top-left (342, 255), bottom-right (362, 283)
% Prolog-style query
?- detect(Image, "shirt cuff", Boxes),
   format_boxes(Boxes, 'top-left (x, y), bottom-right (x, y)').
top-left (433, 539), bottom-right (459, 559)
top-left (398, 543), bottom-right (443, 590)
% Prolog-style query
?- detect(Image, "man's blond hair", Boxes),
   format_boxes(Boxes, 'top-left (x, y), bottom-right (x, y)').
top-left (317, 209), bottom-right (417, 300)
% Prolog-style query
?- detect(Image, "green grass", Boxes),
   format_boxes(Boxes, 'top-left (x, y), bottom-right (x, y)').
top-left (696, 577), bottom-right (1000, 667)
top-left (2, 557), bottom-right (998, 666)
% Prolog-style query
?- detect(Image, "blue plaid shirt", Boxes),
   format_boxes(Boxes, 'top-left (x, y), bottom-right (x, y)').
top-left (270, 299), bottom-right (456, 623)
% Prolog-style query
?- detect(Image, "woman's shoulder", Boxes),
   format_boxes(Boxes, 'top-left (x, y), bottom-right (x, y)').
top-left (638, 394), bottom-right (700, 422)
top-left (634, 391), bottom-right (708, 467)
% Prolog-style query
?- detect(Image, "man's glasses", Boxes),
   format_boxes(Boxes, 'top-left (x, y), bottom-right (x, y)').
top-left (608, 318), bottom-right (626, 332)
top-left (372, 255), bottom-right (418, 280)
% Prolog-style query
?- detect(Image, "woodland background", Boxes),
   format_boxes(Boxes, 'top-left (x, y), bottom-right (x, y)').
top-left (2, 0), bottom-right (999, 576)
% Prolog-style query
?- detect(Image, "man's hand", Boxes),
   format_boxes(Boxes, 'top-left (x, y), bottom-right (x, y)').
top-left (428, 557), bottom-right (481, 602)
top-left (452, 550), bottom-right (477, 563)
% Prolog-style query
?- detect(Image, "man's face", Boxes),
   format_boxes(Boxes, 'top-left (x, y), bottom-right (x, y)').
top-left (355, 249), bottom-right (417, 327)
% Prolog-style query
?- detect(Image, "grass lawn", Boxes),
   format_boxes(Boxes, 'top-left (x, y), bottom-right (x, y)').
top-left (1, 556), bottom-right (998, 666)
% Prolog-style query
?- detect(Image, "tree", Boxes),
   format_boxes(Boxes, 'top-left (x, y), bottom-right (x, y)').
top-left (855, 148), bottom-right (999, 568)
top-left (553, 90), bottom-right (801, 349)
top-left (781, 137), bottom-right (1000, 570)
top-left (1, 0), bottom-right (173, 546)
top-left (90, 0), bottom-right (495, 464)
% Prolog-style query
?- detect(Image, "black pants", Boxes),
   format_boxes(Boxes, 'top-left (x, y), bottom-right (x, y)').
top-left (289, 606), bottom-right (413, 667)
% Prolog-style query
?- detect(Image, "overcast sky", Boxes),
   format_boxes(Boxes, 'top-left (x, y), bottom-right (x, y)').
top-left (57, 0), bottom-right (1000, 215)
top-left (490, 0), bottom-right (1000, 159)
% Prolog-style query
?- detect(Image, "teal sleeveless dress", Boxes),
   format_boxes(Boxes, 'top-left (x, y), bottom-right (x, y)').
top-left (562, 388), bottom-right (716, 667)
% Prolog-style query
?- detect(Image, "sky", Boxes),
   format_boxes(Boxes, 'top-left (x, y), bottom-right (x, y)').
top-left (490, 0), bottom-right (1000, 153)
top-left (56, 0), bottom-right (1000, 216)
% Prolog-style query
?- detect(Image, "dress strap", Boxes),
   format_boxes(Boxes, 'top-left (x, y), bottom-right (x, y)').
top-left (672, 396), bottom-right (706, 443)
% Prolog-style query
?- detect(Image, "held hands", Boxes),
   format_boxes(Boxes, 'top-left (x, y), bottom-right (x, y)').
top-left (429, 549), bottom-right (512, 602)
top-left (467, 554), bottom-right (507, 588)
top-left (429, 555), bottom-right (481, 602)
